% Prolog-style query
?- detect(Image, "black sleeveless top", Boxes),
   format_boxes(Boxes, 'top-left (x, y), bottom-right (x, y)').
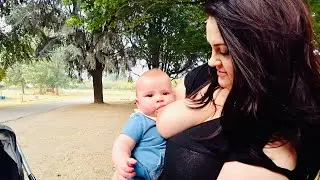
top-left (159, 118), bottom-right (295, 180)
top-left (158, 64), bottom-right (319, 180)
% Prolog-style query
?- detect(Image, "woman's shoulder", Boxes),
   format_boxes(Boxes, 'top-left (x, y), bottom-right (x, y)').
top-left (263, 141), bottom-right (297, 171)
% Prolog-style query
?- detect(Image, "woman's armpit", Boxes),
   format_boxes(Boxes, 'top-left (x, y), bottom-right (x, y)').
top-left (263, 141), bottom-right (297, 171)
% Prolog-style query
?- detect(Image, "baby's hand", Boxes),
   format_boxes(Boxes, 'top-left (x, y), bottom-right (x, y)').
top-left (113, 158), bottom-right (137, 180)
top-left (126, 158), bottom-right (137, 168)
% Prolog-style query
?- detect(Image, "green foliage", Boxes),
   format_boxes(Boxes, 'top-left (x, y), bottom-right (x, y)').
top-left (65, 15), bottom-right (85, 27)
top-left (309, 0), bottom-right (320, 47)
top-left (0, 33), bottom-right (34, 70)
top-left (61, 0), bottom-right (74, 6)
top-left (23, 58), bottom-right (73, 91)
top-left (0, 68), bottom-right (6, 81)
top-left (3, 63), bottom-right (26, 87)
top-left (2, 0), bottom-right (206, 102)
top-left (123, 2), bottom-right (208, 77)
top-left (4, 51), bottom-right (74, 93)
top-left (0, 0), bottom-right (67, 71)
top-left (71, 0), bottom-right (126, 31)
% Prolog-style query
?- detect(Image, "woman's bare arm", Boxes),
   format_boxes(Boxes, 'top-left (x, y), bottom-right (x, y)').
top-left (156, 99), bottom-right (215, 138)
top-left (157, 82), bottom-right (216, 138)
top-left (217, 142), bottom-right (296, 180)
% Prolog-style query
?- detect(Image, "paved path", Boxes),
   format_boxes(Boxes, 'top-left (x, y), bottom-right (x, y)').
top-left (0, 96), bottom-right (93, 123)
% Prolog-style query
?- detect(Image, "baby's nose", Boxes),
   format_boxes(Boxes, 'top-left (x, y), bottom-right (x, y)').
top-left (156, 95), bottom-right (164, 102)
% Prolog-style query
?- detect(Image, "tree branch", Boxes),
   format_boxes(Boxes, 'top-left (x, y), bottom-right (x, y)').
top-left (129, 69), bottom-right (141, 78)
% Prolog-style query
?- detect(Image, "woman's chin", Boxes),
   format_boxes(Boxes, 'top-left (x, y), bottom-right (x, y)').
top-left (218, 79), bottom-right (232, 89)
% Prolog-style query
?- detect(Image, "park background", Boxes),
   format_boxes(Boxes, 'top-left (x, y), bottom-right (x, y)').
top-left (0, 0), bottom-right (320, 179)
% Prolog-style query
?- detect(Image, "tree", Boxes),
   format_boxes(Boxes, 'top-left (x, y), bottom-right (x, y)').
top-left (63, 0), bottom-right (135, 103)
top-left (71, 0), bottom-right (208, 79)
top-left (3, 63), bottom-right (27, 94)
top-left (1, 0), bottom-right (134, 103)
top-left (309, 0), bottom-right (320, 48)
top-left (0, 1), bottom-right (35, 81)
top-left (21, 57), bottom-right (73, 95)
top-left (124, 3), bottom-right (208, 78)
top-left (2, 0), bottom-right (207, 103)
top-left (45, 47), bottom-right (76, 95)
top-left (0, 30), bottom-right (34, 81)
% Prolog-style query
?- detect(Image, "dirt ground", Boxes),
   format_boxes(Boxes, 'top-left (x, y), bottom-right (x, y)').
top-left (2, 101), bottom-right (320, 180)
top-left (3, 102), bottom-right (136, 180)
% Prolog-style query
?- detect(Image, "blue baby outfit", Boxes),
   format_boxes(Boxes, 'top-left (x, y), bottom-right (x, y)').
top-left (122, 112), bottom-right (166, 180)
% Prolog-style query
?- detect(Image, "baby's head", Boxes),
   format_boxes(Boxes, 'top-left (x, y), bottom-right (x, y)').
top-left (135, 69), bottom-right (176, 117)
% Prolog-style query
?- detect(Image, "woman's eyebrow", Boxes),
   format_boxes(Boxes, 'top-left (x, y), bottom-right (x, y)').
top-left (213, 43), bottom-right (225, 47)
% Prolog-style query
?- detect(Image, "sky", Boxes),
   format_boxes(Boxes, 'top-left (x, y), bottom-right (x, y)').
top-left (129, 59), bottom-right (149, 81)
top-left (0, 17), bottom-right (11, 33)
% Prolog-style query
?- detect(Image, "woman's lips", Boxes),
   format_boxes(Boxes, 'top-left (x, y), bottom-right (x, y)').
top-left (217, 70), bottom-right (227, 77)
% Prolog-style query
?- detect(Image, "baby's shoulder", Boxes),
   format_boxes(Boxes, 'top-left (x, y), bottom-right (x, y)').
top-left (129, 111), bottom-right (146, 119)
top-left (128, 112), bottom-right (153, 125)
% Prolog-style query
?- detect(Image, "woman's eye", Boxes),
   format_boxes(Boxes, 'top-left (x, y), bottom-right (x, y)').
top-left (220, 51), bottom-right (230, 56)
top-left (219, 46), bottom-right (230, 56)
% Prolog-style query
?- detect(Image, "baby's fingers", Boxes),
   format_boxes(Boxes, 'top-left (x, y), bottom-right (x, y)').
top-left (127, 158), bottom-right (137, 167)
top-left (120, 169), bottom-right (136, 179)
top-left (123, 165), bottom-right (135, 173)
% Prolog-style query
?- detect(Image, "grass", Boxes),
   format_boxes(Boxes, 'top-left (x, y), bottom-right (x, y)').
top-left (0, 88), bottom-right (136, 108)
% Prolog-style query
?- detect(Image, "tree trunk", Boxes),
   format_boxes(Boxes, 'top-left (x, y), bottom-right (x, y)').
top-left (89, 59), bottom-right (104, 103)
top-left (39, 86), bottom-right (44, 95)
top-left (128, 75), bottom-right (133, 83)
top-left (21, 84), bottom-right (25, 95)
top-left (55, 86), bottom-right (59, 96)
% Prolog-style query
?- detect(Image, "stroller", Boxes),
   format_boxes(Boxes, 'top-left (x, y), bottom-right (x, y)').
top-left (0, 125), bottom-right (36, 180)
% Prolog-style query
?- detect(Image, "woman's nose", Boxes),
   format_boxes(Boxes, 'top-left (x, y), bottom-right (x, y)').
top-left (213, 58), bottom-right (222, 66)
top-left (209, 53), bottom-right (222, 67)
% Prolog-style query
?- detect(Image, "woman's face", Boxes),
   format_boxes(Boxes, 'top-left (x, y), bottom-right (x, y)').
top-left (206, 17), bottom-right (234, 90)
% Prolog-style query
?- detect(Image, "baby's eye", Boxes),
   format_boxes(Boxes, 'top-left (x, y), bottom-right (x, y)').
top-left (163, 92), bottom-right (170, 95)
top-left (146, 94), bottom-right (153, 97)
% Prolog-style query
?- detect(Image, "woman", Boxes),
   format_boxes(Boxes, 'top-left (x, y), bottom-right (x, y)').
top-left (157, 0), bottom-right (320, 179)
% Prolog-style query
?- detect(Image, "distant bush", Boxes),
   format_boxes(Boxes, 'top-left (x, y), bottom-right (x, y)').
top-left (70, 79), bottom-right (184, 91)
top-left (104, 81), bottom-right (135, 90)
top-left (75, 81), bottom-right (92, 89)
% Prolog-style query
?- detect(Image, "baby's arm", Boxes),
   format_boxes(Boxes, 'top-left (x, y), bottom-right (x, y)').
top-left (112, 134), bottom-right (137, 180)
top-left (157, 83), bottom-right (216, 138)
top-left (112, 114), bottom-right (144, 180)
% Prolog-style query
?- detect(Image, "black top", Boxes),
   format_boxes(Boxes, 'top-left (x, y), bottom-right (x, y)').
top-left (159, 118), bottom-right (294, 180)
top-left (159, 64), bottom-right (297, 180)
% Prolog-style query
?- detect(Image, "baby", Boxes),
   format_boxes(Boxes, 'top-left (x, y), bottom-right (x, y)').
top-left (112, 69), bottom-right (176, 180)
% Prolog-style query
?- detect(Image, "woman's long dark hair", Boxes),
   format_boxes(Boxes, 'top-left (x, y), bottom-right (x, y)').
top-left (202, 0), bottom-right (320, 178)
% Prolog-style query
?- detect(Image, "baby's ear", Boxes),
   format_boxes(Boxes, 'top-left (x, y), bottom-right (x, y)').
top-left (135, 98), bottom-right (139, 106)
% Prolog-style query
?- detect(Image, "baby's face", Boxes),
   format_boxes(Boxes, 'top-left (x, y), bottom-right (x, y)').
top-left (136, 75), bottom-right (176, 116)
